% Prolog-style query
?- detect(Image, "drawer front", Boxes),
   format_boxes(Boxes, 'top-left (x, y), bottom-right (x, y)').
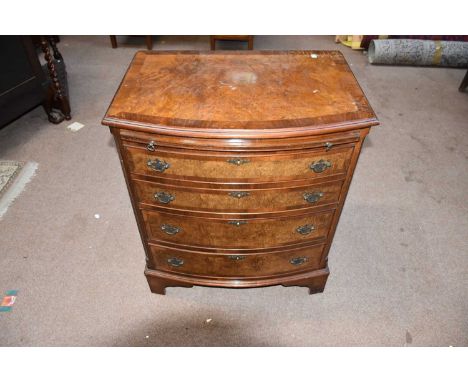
top-left (134, 179), bottom-right (343, 213)
top-left (142, 210), bottom-right (334, 249)
top-left (148, 244), bottom-right (325, 277)
top-left (124, 145), bottom-right (353, 183)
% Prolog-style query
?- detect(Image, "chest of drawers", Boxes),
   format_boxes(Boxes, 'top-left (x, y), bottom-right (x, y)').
top-left (102, 50), bottom-right (378, 295)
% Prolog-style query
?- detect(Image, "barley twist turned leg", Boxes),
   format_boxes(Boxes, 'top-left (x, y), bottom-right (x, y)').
top-left (40, 36), bottom-right (71, 123)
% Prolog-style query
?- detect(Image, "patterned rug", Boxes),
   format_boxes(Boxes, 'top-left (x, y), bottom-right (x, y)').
top-left (0, 160), bottom-right (38, 219)
top-left (0, 161), bottom-right (23, 194)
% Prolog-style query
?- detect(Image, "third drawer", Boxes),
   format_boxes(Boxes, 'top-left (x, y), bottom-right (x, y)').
top-left (142, 209), bottom-right (334, 250)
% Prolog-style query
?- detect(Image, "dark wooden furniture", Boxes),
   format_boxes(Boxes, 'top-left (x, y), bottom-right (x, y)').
top-left (0, 36), bottom-right (45, 127)
top-left (110, 35), bottom-right (153, 50)
top-left (102, 51), bottom-right (378, 295)
top-left (0, 36), bottom-right (70, 127)
top-left (210, 35), bottom-right (253, 50)
top-left (39, 36), bottom-right (71, 123)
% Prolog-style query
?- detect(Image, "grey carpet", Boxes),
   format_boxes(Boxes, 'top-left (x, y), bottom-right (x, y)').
top-left (0, 36), bottom-right (467, 346)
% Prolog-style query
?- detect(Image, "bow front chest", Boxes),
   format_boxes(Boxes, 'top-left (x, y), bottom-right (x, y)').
top-left (102, 50), bottom-right (378, 295)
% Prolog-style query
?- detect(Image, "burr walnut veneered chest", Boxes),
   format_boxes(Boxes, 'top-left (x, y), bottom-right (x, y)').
top-left (102, 50), bottom-right (378, 295)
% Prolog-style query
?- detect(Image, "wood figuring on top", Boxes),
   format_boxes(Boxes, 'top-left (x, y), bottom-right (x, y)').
top-left (103, 51), bottom-right (378, 133)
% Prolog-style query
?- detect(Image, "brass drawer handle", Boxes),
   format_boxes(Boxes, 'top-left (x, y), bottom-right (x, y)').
top-left (296, 224), bottom-right (315, 235)
top-left (154, 191), bottom-right (175, 204)
top-left (309, 159), bottom-right (332, 173)
top-left (146, 140), bottom-right (156, 152)
top-left (303, 191), bottom-right (324, 204)
top-left (324, 142), bottom-right (333, 151)
top-left (227, 158), bottom-right (250, 166)
top-left (167, 257), bottom-right (184, 267)
top-left (228, 191), bottom-right (250, 199)
top-left (227, 220), bottom-right (247, 227)
top-left (227, 255), bottom-right (246, 261)
top-left (147, 158), bottom-right (170, 173)
top-left (290, 257), bottom-right (308, 266)
top-left (161, 224), bottom-right (181, 235)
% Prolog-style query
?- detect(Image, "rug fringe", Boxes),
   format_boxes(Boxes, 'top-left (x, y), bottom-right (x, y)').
top-left (0, 162), bottom-right (38, 219)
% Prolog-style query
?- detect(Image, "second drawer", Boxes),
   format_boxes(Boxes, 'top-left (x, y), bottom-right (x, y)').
top-left (133, 179), bottom-right (343, 213)
top-left (142, 209), bottom-right (334, 250)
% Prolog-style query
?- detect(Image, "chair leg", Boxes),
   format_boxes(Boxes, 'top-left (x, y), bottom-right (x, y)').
top-left (248, 36), bottom-right (254, 50)
top-left (43, 87), bottom-right (64, 124)
top-left (146, 35), bottom-right (153, 50)
top-left (110, 35), bottom-right (117, 48)
top-left (459, 70), bottom-right (468, 92)
top-left (40, 36), bottom-right (71, 123)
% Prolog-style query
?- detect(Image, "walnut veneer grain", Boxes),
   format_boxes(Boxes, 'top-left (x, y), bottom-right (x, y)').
top-left (124, 145), bottom-right (353, 183)
top-left (102, 51), bottom-right (378, 294)
top-left (142, 209), bottom-right (334, 249)
top-left (104, 51), bottom-right (375, 131)
top-left (148, 243), bottom-right (325, 277)
top-left (133, 178), bottom-right (344, 214)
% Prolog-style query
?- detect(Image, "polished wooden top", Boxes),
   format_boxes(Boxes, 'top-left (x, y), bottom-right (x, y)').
top-left (103, 51), bottom-right (378, 135)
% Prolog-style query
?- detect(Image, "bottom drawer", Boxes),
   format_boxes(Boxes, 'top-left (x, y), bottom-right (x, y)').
top-left (148, 243), bottom-right (325, 278)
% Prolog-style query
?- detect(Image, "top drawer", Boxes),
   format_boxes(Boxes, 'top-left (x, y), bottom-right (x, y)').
top-left (123, 145), bottom-right (354, 184)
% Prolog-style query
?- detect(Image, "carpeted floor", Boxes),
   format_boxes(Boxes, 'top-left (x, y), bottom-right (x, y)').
top-left (0, 36), bottom-right (467, 346)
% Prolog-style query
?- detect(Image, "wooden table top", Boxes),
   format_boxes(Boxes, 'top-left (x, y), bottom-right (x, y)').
top-left (103, 51), bottom-right (378, 135)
